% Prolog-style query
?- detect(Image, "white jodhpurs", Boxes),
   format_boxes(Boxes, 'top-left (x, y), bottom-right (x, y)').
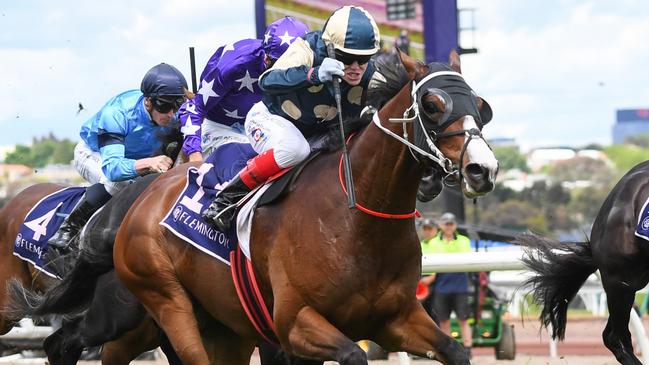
top-left (73, 141), bottom-right (133, 196)
top-left (244, 102), bottom-right (310, 168)
top-left (201, 120), bottom-right (248, 158)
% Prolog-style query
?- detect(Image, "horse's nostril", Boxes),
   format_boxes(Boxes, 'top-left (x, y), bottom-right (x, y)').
top-left (466, 163), bottom-right (486, 178)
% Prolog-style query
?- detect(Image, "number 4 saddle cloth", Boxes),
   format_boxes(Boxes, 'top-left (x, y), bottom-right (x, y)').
top-left (14, 186), bottom-right (86, 279)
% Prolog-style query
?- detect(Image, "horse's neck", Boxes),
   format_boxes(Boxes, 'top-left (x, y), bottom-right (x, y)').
top-left (348, 92), bottom-right (422, 216)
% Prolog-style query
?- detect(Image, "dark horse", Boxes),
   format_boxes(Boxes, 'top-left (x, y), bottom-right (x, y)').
top-left (0, 125), bottom-right (183, 363)
top-left (518, 160), bottom-right (649, 365)
top-left (114, 50), bottom-right (496, 365)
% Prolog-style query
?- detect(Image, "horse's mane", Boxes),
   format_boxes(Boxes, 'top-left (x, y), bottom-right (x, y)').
top-left (320, 51), bottom-right (412, 152)
top-left (366, 50), bottom-right (412, 109)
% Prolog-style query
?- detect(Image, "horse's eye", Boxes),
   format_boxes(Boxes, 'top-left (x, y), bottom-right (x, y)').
top-left (421, 92), bottom-right (447, 121)
top-left (422, 99), bottom-right (440, 115)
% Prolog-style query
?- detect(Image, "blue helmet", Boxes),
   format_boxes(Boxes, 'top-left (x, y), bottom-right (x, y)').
top-left (322, 6), bottom-right (380, 56)
top-left (263, 16), bottom-right (310, 60)
top-left (140, 63), bottom-right (188, 98)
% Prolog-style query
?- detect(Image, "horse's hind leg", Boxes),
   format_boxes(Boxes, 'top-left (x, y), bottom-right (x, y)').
top-left (374, 304), bottom-right (470, 365)
top-left (601, 277), bottom-right (643, 365)
top-left (275, 305), bottom-right (367, 364)
top-left (200, 320), bottom-right (256, 365)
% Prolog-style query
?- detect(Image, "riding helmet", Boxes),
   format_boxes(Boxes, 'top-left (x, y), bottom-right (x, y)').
top-left (140, 63), bottom-right (188, 98)
top-left (263, 16), bottom-right (310, 60)
top-left (322, 6), bottom-right (380, 56)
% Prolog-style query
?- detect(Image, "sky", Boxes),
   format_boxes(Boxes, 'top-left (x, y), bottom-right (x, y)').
top-left (1, 0), bottom-right (648, 151)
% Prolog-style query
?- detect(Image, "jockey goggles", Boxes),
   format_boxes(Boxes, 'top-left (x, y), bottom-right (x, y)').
top-left (334, 49), bottom-right (372, 65)
top-left (152, 96), bottom-right (185, 113)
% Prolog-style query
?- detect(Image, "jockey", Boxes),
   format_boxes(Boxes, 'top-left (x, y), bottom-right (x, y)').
top-left (48, 63), bottom-right (189, 248)
top-left (177, 16), bottom-right (309, 161)
top-left (204, 6), bottom-right (380, 230)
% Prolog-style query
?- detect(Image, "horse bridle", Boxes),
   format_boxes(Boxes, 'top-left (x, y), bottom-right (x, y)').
top-left (371, 70), bottom-right (488, 183)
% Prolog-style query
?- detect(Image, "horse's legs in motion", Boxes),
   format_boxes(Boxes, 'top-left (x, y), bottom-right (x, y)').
top-left (276, 306), bottom-right (367, 364)
top-left (601, 274), bottom-right (644, 365)
top-left (200, 319), bottom-right (256, 365)
top-left (374, 305), bottom-right (470, 365)
top-left (116, 238), bottom-right (211, 365)
top-left (100, 317), bottom-right (160, 365)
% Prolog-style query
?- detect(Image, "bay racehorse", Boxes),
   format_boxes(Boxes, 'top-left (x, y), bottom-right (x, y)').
top-left (518, 160), bottom-right (649, 365)
top-left (110, 49), bottom-right (497, 365)
top-left (0, 126), bottom-right (183, 363)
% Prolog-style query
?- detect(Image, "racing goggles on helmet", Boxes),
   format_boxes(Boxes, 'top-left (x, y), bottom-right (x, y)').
top-left (152, 96), bottom-right (185, 113)
top-left (334, 49), bottom-right (372, 65)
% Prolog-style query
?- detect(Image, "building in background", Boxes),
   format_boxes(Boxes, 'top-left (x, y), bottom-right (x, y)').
top-left (612, 109), bottom-right (649, 144)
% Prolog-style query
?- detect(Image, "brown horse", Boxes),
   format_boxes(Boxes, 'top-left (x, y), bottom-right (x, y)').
top-left (0, 184), bottom-right (162, 363)
top-left (113, 50), bottom-right (498, 365)
top-left (0, 126), bottom-right (184, 362)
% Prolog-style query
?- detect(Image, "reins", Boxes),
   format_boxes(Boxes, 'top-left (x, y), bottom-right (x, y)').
top-left (337, 133), bottom-right (419, 220)
top-left (374, 70), bottom-right (489, 188)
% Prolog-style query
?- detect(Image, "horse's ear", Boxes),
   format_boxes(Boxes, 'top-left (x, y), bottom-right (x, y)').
top-left (477, 96), bottom-right (493, 124)
top-left (449, 49), bottom-right (461, 74)
top-left (398, 49), bottom-right (420, 79)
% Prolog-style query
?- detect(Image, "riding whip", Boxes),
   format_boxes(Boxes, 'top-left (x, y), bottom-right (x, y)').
top-left (189, 47), bottom-right (198, 94)
top-left (326, 43), bottom-right (356, 209)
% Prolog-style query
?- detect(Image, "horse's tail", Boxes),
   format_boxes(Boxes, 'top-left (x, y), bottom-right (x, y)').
top-left (516, 233), bottom-right (595, 340)
top-left (5, 242), bottom-right (114, 320)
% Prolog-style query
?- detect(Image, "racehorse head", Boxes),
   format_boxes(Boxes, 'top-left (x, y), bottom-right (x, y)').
top-left (369, 50), bottom-right (498, 198)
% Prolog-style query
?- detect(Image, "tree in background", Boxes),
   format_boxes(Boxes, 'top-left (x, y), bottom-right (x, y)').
top-left (604, 144), bottom-right (649, 172)
top-left (4, 134), bottom-right (75, 168)
top-left (493, 146), bottom-right (529, 172)
top-left (549, 156), bottom-right (615, 187)
top-left (624, 134), bottom-right (649, 149)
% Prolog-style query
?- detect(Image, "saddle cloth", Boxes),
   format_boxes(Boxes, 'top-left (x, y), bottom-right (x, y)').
top-left (159, 142), bottom-right (257, 264)
top-left (13, 186), bottom-right (86, 278)
top-left (635, 196), bottom-right (649, 241)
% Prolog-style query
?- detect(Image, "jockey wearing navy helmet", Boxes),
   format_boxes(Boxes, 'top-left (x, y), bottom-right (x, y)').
top-left (176, 16), bottom-right (309, 162)
top-left (203, 6), bottom-right (380, 231)
top-left (48, 63), bottom-right (189, 248)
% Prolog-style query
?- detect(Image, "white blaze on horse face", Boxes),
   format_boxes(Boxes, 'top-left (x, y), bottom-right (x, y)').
top-left (462, 116), bottom-right (498, 193)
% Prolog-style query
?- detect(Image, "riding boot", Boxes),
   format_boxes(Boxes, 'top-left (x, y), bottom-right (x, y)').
top-left (203, 149), bottom-right (282, 231)
top-left (47, 197), bottom-right (100, 248)
top-left (203, 175), bottom-right (253, 232)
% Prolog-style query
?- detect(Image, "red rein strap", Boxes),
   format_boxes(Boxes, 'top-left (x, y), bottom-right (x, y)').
top-left (338, 134), bottom-right (419, 219)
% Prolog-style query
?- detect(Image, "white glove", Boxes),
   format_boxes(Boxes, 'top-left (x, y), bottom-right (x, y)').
top-left (317, 57), bottom-right (345, 82)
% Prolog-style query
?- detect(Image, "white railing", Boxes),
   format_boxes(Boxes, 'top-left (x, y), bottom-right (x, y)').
top-left (3, 251), bottom-right (648, 364)
top-left (399, 250), bottom-right (649, 365)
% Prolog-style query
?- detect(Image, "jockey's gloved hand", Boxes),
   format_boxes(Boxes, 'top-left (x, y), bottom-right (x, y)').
top-left (317, 58), bottom-right (345, 82)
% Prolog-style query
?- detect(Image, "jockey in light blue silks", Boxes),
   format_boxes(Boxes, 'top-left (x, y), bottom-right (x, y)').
top-left (176, 16), bottom-right (310, 162)
top-left (204, 6), bottom-right (381, 231)
top-left (48, 64), bottom-right (189, 247)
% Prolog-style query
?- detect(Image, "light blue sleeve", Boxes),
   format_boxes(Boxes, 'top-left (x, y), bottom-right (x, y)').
top-left (100, 144), bottom-right (138, 181)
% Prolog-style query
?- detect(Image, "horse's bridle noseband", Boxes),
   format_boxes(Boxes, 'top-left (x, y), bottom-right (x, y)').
top-left (372, 70), bottom-right (489, 183)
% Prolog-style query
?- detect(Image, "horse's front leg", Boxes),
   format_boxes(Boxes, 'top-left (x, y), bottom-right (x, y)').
top-left (276, 305), bottom-right (365, 365)
top-left (375, 303), bottom-right (470, 365)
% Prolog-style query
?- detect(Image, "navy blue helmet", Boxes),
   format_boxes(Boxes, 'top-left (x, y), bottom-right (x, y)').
top-left (140, 63), bottom-right (188, 98)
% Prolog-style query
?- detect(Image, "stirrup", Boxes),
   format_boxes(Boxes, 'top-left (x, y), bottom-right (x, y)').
top-left (211, 204), bottom-right (238, 230)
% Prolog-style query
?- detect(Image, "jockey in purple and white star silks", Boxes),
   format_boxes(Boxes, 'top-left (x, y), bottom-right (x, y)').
top-left (203, 6), bottom-right (380, 231)
top-left (177, 16), bottom-right (309, 162)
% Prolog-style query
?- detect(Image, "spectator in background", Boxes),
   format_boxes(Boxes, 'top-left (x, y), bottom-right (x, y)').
top-left (394, 29), bottom-right (411, 55)
top-left (419, 218), bottom-right (439, 319)
top-left (428, 212), bottom-right (473, 356)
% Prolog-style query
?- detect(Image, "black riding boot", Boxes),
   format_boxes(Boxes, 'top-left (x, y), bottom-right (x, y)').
top-left (203, 175), bottom-right (252, 232)
top-left (47, 197), bottom-right (100, 248)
